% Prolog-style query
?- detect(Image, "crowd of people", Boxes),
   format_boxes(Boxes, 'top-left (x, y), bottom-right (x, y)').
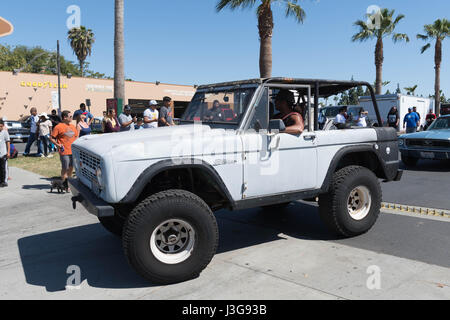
top-left (333, 105), bottom-right (438, 132)
top-left (334, 106), bottom-right (369, 128)
top-left (0, 96), bottom-right (176, 190)
top-left (386, 106), bottom-right (437, 133)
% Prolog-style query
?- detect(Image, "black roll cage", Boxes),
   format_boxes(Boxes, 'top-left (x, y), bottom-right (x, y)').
top-left (197, 78), bottom-right (382, 131)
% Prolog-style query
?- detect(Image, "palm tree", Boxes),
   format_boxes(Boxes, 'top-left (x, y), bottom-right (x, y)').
top-left (114, 0), bottom-right (125, 102)
top-left (67, 26), bottom-right (95, 77)
top-left (404, 85), bottom-right (418, 96)
top-left (417, 19), bottom-right (450, 116)
top-left (352, 8), bottom-right (409, 95)
top-left (216, 0), bottom-right (305, 78)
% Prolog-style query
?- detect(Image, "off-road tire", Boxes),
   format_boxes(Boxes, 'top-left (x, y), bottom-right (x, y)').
top-left (99, 215), bottom-right (125, 237)
top-left (318, 166), bottom-right (381, 238)
top-left (401, 155), bottom-right (419, 167)
top-left (123, 190), bottom-right (219, 285)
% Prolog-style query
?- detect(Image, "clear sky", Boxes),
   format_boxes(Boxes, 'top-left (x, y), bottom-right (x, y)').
top-left (1, 0), bottom-right (449, 97)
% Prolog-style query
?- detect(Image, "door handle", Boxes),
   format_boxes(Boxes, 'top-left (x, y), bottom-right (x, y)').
top-left (303, 134), bottom-right (316, 141)
top-left (268, 135), bottom-right (281, 151)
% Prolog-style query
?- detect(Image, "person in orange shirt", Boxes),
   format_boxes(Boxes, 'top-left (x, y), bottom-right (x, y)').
top-left (50, 110), bottom-right (79, 192)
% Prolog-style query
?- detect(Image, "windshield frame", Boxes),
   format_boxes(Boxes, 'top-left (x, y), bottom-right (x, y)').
top-left (179, 84), bottom-right (259, 128)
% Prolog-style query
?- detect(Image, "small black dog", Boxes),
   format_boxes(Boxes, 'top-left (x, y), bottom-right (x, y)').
top-left (50, 179), bottom-right (66, 194)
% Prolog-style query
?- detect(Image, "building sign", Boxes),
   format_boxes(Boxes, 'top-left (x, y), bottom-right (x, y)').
top-left (86, 84), bottom-right (113, 93)
top-left (51, 91), bottom-right (60, 109)
top-left (164, 89), bottom-right (195, 97)
top-left (20, 81), bottom-right (68, 89)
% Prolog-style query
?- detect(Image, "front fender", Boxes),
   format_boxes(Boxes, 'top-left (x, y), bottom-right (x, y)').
top-left (118, 158), bottom-right (234, 205)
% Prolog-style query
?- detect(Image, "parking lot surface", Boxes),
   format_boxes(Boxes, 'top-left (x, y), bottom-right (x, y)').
top-left (0, 167), bottom-right (449, 300)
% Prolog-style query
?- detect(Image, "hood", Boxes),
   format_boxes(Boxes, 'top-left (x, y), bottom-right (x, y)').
top-left (400, 129), bottom-right (450, 140)
top-left (73, 124), bottom-right (238, 160)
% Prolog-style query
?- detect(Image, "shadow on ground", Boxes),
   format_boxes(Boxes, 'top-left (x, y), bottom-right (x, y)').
top-left (17, 201), bottom-right (449, 292)
top-left (16, 202), bottom-right (335, 292)
top-left (17, 224), bottom-right (150, 292)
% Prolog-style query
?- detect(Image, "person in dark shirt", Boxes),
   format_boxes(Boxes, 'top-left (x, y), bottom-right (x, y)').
top-left (204, 100), bottom-right (224, 122)
top-left (424, 109), bottom-right (437, 131)
top-left (103, 109), bottom-right (120, 133)
top-left (272, 89), bottom-right (304, 135)
top-left (49, 110), bottom-right (62, 128)
top-left (159, 96), bottom-right (175, 127)
top-left (387, 106), bottom-right (400, 130)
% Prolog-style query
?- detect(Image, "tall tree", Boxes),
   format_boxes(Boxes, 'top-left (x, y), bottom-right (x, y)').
top-left (352, 8), bottom-right (409, 95)
top-left (114, 0), bottom-right (125, 102)
top-left (404, 85), bottom-right (418, 96)
top-left (417, 19), bottom-right (450, 116)
top-left (216, 0), bottom-right (305, 78)
top-left (67, 26), bottom-right (95, 77)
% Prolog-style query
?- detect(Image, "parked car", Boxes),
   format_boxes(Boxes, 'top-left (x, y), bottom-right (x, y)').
top-left (399, 114), bottom-right (450, 166)
top-left (90, 117), bottom-right (104, 133)
top-left (4, 120), bottom-right (30, 142)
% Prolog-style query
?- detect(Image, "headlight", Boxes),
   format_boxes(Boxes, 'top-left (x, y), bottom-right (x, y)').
top-left (398, 139), bottom-right (405, 147)
top-left (96, 167), bottom-right (103, 186)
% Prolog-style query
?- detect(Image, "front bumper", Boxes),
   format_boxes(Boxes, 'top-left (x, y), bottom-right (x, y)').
top-left (400, 149), bottom-right (450, 160)
top-left (69, 178), bottom-right (115, 217)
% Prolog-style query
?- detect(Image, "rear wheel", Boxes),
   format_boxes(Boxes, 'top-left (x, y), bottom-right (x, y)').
top-left (123, 190), bottom-right (219, 284)
top-left (318, 166), bottom-right (381, 237)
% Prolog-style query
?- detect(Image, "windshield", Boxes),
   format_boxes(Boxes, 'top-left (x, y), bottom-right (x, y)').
top-left (428, 117), bottom-right (450, 130)
top-left (321, 108), bottom-right (340, 117)
top-left (181, 86), bottom-right (257, 126)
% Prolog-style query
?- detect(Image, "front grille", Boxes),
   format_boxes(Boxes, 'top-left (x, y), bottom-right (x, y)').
top-left (79, 150), bottom-right (101, 172)
top-left (407, 139), bottom-right (450, 148)
top-left (78, 150), bottom-right (101, 183)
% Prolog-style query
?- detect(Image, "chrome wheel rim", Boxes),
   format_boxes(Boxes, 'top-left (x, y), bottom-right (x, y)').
top-left (150, 219), bottom-right (195, 264)
top-left (347, 186), bottom-right (372, 221)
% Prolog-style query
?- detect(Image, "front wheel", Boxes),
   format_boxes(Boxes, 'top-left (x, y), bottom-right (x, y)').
top-left (123, 190), bottom-right (219, 285)
top-left (318, 166), bottom-right (381, 238)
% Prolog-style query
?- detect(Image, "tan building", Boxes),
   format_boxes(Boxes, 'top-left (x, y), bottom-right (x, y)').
top-left (0, 71), bottom-right (196, 121)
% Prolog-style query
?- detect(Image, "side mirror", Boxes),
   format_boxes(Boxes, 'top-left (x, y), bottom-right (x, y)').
top-left (269, 119), bottom-right (286, 133)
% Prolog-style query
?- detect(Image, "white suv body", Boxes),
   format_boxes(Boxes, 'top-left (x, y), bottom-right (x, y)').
top-left (69, 78), bottom-right (402, 285)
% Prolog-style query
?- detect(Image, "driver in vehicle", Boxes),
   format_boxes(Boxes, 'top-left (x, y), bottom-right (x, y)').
top-left (272, 89), bottom-right (304, 135)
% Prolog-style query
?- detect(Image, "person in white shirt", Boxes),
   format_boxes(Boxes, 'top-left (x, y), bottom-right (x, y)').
top-left (356, 109), bottom-right (368, 127)
top-left (335, 107), bottom-right (347, 124)
top-left (143, 100), bottom-right (159, 129)
top-left (38, 113), bottom-right (53, 158)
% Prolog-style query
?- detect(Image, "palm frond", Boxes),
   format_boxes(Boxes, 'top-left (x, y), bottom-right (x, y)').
top-left (284, 1), bottom-right (305, 23)
top-left (216, 0), bottom-right (257, 12)
top-left (420, 43), bottom-right (431, 54)
top-left (416, 33), bottom-right (429, 40)
top-left (351, 20), bottom-right (375, 42)
top-left (392, 33), bottom-right (409, 43)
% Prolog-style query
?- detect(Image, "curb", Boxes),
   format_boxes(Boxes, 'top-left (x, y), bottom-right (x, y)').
top-left (381, 202), bottom-right (450, 219)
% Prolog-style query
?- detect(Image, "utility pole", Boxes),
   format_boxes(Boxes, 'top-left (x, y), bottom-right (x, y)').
top-left (57, 40), bottom-right (62, 117)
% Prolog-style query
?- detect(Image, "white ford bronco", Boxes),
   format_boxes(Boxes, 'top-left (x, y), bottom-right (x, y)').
top-left (69, 78), bottom-right (402, 284)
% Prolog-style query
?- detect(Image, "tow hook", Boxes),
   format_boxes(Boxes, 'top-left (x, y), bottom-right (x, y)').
top-left (72, 196), bottom-right (81, 210)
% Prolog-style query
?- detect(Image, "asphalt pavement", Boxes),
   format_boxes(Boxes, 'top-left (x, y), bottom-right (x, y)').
top-left (0, 167), bottom-right (448, 300)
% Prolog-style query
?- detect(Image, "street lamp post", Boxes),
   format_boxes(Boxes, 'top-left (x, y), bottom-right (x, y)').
top-left (57, 40), bottom-right (62, 117)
